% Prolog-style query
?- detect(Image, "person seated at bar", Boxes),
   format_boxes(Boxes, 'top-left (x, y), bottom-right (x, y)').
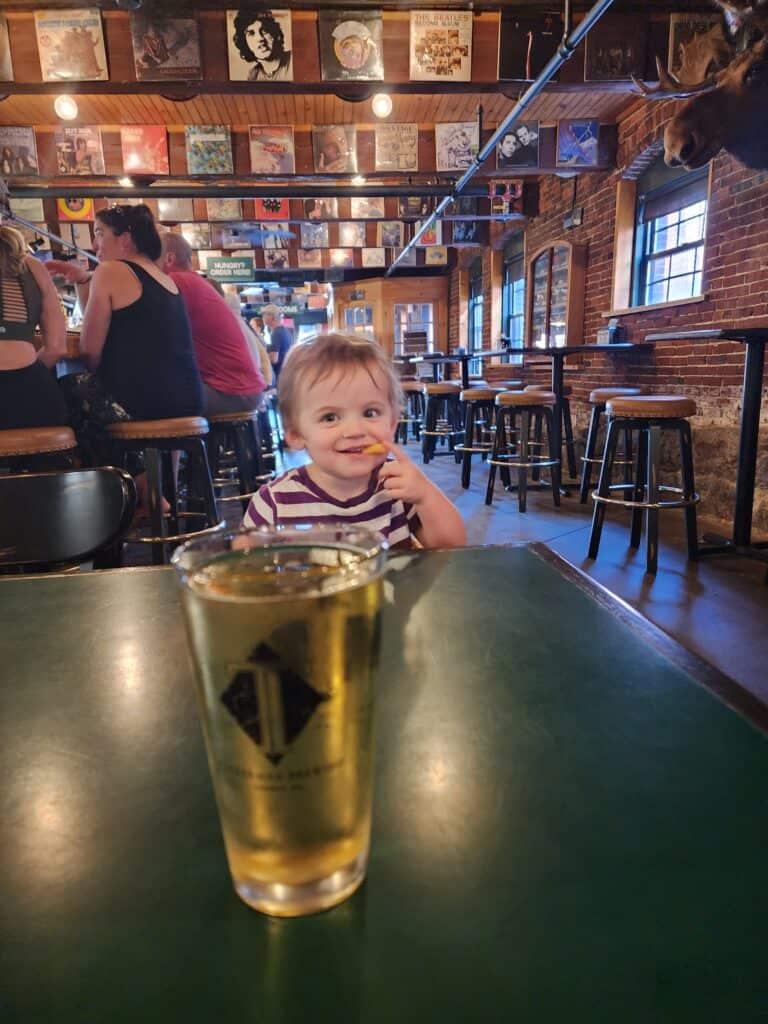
top-left (159, 233), bottom-right (265, 415)
top-left (242, 332), bottom-right (466, 549)
top-left (46, 204), bottom-right (202, 463)
top-left (261, 303), bottom-right (293, 382)
top-left (0, 225), bottom-right (69, 430)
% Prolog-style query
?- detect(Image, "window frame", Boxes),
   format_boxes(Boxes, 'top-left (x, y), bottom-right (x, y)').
top-left (501, 249), bottom-right (525, 365)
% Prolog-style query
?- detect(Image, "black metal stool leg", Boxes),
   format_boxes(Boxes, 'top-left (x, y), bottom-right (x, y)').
top-left (562, 398), bottom-right (578, 480)
top-left (145, 447), bottom-right (166, 566)
top-left (588, 420), bottom-right (619, 560)
top-left (630, 424), bottom-right (648, 550)
top-left (517, 409), bottom-right (530, 513)
top-left (622, 426), bottom-right (634, 501)
top-left (645, 423), bottom-right (661, 575)
top-left (162, 449), bottom-right (179, 538)
top-left (461, 401), bottom-right (475, 489)
top-left (531, 411), bottom-right (543, 482)
top-left (679, 419), bottom-right (699, 561)
top-left (579, 404), bottom-right (602, 504)
top-left (544, 407), bottom-right (561, 508)
top-left (485, 407), bottom-right (504, 506)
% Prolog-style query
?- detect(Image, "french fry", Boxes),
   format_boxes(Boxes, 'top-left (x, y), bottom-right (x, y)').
top-left (363, 443), bottom-right (387, 455)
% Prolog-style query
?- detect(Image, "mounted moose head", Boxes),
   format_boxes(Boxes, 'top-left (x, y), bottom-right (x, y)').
top-left (635, 1), bottom-right (768, 170)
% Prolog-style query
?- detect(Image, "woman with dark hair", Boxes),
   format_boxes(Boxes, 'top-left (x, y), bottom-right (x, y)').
top-left (46, 204), bottom-right (202, 464)
top-left (0, 225), bottom-right (68, 430)
top-left (232, 10), bottom-right (291, 81)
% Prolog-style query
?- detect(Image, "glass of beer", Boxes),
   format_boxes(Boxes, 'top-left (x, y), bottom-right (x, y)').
top-left (172, 526), bottom-right (386, 918)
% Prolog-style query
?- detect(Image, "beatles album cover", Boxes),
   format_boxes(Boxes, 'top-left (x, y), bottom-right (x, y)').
top-left (0, 127), bottom-right (39, 176)
top-left (318, 9), bottom-right (383, 82)
top-left (300, 222), bottom-right (329, 248)
top-left (304, 198), bottom-right (338, 220)
top-left (297, 248), bottom-right (323, 269)
top-left (498, 10), bottom-right (562, 81)
top-left (313, 125), bottom-right (357, 174)
top-left (56, 197), bottom-right (95, 222)
top-left (254, 198), bottom-right (290, 221)
top-left (362, 247), bottom-right (386, 268)
top-left (185, 125), bottom-right (234, 175)
top-left (54, 126), bottom-right (104, 175)
top-left (130, 14), bottom-right (202, 81)
top-left (0, 14), bottom-right (13, 82)
top-left (338, 222), bottom-right (366, 247)
top-left (248, 125), bottom-right (295, 174)
top-left (157, 197), bottom-right (194, 222)
top-left (120, 125), bottom-right (170, 176)
top-left (35, 8), bottom-right (108, 82)
top-left (227, 9), bottom-right (293, 82)
top-left (351, 196), bottom-right (386, 219)
top-left (410, 11), bottom-right (472, 82)
top-left (435, 122), bottom-right (479, 171)
top-left (205, 199), bottom-right (243, 222)
top-left (374, 123), bottom-right (419, 172)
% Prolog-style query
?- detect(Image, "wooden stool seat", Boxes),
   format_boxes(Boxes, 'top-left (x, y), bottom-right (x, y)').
top-left (497, 390), bottom-right (556, 406)
top-left (0, 426), bottom-right (77, 458)
top-left (467, 380), bottom-right (489, 387)
top-left (460, 388), bottom-right (502, 402)
top-left (525, 384), bottom-right (573, 397)
top-left (401, 380), bottom-right (424, 394)
top-left (588, 387), bottom-right (644, 404)
top-left (497, 380), bottom-right (524, 389)
top-left (207, 409), bottom-right (259, 425)
top-left (423, 381), bottom-right (462, 396)
top-left (106, 417), bottom-right (209, 440)
top-left (606, 395), bottom-right (697, 418)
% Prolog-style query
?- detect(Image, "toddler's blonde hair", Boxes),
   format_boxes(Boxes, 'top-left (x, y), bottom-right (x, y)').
top-left (278, 331), bottom-right (403, 429)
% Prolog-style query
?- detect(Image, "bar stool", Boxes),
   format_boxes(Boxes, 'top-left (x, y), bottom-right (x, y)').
top-left (398, 380), bottom-right (425, 444)
top-left (588, 395), bottom-right (699, 575)
top-left (456, 387), bottom-right (505, 489)
top-left (207, 410), bottom-right (272, 514)
top-left (421, 381), bottom-right (463, 463)
top-left (485, 390), bottom-right (561, 512)
top-left (0, 426), bottom-right (78, 471)
top-left (524, 384), bottom-right (578, 479)
top-left (579, 387), bottom-right (645, 504)
top-left (106, 417), bottom-right (224, 565)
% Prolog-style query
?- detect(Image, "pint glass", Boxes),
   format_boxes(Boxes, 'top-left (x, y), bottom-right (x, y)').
top-left (172, 527), bottom-right (386, 917)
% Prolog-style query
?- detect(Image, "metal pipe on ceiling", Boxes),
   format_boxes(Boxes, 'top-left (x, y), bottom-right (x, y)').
top-left (6, 182), bottom-right (496, 200)
top-left (386, 0), bottom-right (617, 276)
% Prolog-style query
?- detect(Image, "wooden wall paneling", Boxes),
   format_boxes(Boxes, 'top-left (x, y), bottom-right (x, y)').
top-left (102, 11), bottom-right (135, 82)
top-left (611, 179), bottom-right (637, 312)
top-left (471, 14), bottom-right (501, 84)
top-left (6, 13), bottom-right (42, 83)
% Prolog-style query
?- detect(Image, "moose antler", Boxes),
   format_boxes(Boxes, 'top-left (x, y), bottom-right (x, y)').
top-left (632, 55), bottom-right (721, 99)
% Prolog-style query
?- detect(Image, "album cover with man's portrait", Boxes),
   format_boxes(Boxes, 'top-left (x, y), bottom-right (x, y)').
top-left (130, 14), bottom-right (202, 81)
top-left (227, 9), bottom-right (293, 82)
top-left (318, 9), bottom-right (383, 81)
top-left (304, 198), bottom-right (338, 220)
top-left (496, 121), bottom-right (539, 169)
top-left (312, 125), bottom-right (358, 174)
top-left (584, 14), bottom-right (646, 81)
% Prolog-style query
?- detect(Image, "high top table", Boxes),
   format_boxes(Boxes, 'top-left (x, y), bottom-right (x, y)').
top-left (2, 547), bottom-right (767, 1022)
top-left (644, 328), bottom-right (768, 569)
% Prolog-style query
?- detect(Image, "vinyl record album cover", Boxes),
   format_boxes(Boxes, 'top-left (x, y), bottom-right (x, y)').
top-left (377, 221), bottom-right (403, 247)
top-left (264, 249), bottom-right (290, 270)
top-left (362, 247), bottom-right (386, 268)
top-left (304, 198), bottom-right (338, 220)
top-left (375, 123), bottom-right (419, 172)
top-left (185, 125), bottom-right (234, 175)
top-left (338, 222), bottom-right (366, 247)
top-left (130, 14), bottom-right (202, 81)
top-left (498, 11), bottom-right (562, 81)
top-left (584, 14), bottom-right (646, 82)
top-left (254, 198), bottom-right (290, 221)
top-left (351, 197), bottom-right (386, 219)
top-left (206, 199), bottom-right (243, 222)
top-left (0, 127), bottom-right (39, 176)
top-left (329, 248), bottom-right (355, 268)
top-left (56, 197), bottom-right (95, 222)
top-left (399, 196), bottom-right (431, 219)
top-left (496, 121), bottom-right (539, 169)
top-left (435, 122), bottom-right (479, 171)
top-left (318, 9), bottom-right (383, 81)
top-left (10, 198), bottom-right (45, 222)
top-left (261, 222), bottom-right (291, 249)
top-left (54, 126), bottom-right (104, 175)
top-left (414, 220), bottom-right (441, 246)
top-left (313, 125), bottom-right (357, 174)
top-left (301, 222), bottom-right (329, 248)
top-left (157, 197), bottom-right (194, 222)
top-left (120, 125), bottom-right (170, 175)
top-left (425, 246), bottom-right (448, 265)
top-left (35, 8), bottom-right (108, 82)
top-left (227, 9), bottom-right (293, 82)
top-left (556, 119), bottom-right (600, 168)
top-left (410, 11), bottom-right (472, 82)
top-left (393, 246), bottom-right (418, 266)
top-left (180, 222), bottom-right (212, 249)
top-left (248, 125), bottom-right (295, 174)
top-left (297, 248), bottom-right (323, 269)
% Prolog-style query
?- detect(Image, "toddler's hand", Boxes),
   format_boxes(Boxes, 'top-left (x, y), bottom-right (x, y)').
top-left (376, 442), bottom-right (431, 506)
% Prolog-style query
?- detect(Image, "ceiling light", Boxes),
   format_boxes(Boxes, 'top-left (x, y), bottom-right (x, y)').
top-left (371, 93), bottom-right (392, 119)
top-left (54, 95), bottom-right (78, 120)
top-left (118, 176), bottom-right (133, 188)
top-left (352, 175), bottom-right (366, 187)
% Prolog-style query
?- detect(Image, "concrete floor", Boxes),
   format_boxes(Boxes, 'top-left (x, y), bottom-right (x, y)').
top-left (415, 445), bottom-right (768, 709)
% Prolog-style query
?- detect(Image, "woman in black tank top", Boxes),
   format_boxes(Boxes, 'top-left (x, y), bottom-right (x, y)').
top-left (49, 204), bottom-right (203, 459)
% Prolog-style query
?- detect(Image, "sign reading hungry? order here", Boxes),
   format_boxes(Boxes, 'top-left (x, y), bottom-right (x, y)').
top-left (204, 255), bottom-right (255, 282)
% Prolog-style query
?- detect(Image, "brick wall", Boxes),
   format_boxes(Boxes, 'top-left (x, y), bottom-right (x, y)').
top-left (447, 98), bottom-right (768, 530)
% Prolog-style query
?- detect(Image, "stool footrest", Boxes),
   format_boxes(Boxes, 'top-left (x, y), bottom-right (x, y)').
top-left (591, 484), bottom-right (700, 511)
top-left (128, 515), bottom-right (227, 545)
top-left (489, 456), bottom-right (560, 470)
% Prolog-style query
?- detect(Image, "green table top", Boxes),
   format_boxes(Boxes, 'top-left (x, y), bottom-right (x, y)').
top-left (1, 548), bottom-right (767, 1023)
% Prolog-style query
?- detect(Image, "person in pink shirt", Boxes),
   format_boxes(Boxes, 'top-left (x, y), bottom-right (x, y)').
top-left (159, 233), bottom-right (264, 416)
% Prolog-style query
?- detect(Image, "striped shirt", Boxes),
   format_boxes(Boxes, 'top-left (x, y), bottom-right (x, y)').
top-left (242, 465), bottom-right (420, 548)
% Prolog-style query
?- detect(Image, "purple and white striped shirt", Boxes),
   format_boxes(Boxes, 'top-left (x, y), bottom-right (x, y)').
top-left (242, 465), bottom-right (419, 548)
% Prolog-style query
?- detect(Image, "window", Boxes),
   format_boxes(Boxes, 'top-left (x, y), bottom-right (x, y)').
top-left (393, 303), bottom-right (434, 355)
top-left (343, 305), bottom-right (373, 336)
top-left (501, 235), bottom-right (525, 365)
top-left (633, 162), bottom-right (708, 307)
top-left (468, 258), bottom-right (483, 374)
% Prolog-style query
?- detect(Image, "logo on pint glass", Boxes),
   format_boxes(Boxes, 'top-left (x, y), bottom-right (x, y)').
top-left (222, 643), bottom-right (329, 764)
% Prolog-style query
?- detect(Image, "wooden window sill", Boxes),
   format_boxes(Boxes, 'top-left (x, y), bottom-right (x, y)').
top-left (602, 294), bottom-right (708, 318)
